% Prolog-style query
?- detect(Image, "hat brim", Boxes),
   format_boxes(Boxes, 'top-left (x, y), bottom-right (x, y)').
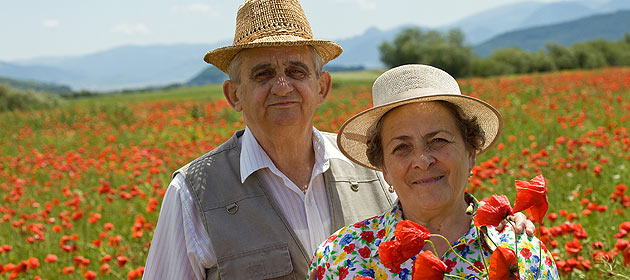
top-left (337, 93), bottom-right (503, 171)
top-left (204, 35), bottom-right (343, 73)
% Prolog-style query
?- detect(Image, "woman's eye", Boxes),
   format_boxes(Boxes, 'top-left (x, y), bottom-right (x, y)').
top-left (429, 138), bottom-right (450, 147)
top-left (393, 144), bottom-right (410, 153)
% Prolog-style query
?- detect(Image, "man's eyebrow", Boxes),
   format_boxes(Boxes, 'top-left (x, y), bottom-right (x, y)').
top-left (287, 61), bottom-right (311, 72)
top-left (249, 63), bottom-right (271, 78)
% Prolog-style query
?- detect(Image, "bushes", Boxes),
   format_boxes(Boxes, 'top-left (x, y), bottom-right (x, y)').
top-left (0, 83), bottom-right (63, 112)
top-left (379, 28), bottom-right (473, 77)
top-left (380, 27), bottom-right (630, 77)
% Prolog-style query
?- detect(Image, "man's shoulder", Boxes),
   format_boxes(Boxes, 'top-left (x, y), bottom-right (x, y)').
top-left (174, 130), bottom-right (243, 176)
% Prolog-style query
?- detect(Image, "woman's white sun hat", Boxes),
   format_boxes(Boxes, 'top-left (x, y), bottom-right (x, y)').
top-left (337, 64), bottom-right (503, 170)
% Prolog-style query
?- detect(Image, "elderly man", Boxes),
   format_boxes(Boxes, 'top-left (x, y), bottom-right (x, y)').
top-left (143, 0), bottom-right (533, 279)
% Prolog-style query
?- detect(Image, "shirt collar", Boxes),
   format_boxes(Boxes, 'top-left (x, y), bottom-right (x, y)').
top-left (239, 126), bottom-right (351, 183)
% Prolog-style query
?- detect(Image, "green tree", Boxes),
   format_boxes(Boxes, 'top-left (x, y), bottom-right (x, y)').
top-left (379, 27), bottom-right (474, 77)
top-left (546, 43), bottom-right (577, 70)
top-left (570, 42), bottom-right (607, 69)
top-left (488, 48), bottom-right (533, 74)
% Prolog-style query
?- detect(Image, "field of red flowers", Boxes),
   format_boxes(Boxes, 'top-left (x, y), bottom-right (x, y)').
top-left (1, 67), bottom-right (629, 279)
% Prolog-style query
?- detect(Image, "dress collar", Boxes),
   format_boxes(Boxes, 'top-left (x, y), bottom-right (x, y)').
top-left (371, 193), bottom-right (491, 258)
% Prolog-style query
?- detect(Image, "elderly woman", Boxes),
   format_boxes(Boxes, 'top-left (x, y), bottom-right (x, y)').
top-left (309, 65), bottom-right (558, 279)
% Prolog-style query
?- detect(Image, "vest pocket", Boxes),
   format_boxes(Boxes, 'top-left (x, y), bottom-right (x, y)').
top-left (216, 242), bottom-right (295, 280)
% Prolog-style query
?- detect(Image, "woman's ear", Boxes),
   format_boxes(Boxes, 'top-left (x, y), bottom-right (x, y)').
top-left (382, 165), bottom-right (392, 186)
top-left (223, 80), bottom-right (242, 112)
top-left (468, 150), bottom-right (477, 172)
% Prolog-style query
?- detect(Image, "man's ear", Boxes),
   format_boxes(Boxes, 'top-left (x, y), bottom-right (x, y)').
top-left (317, 71), bottom-right (332, 104)
top-left (223, 80), bottom-right (242, 112)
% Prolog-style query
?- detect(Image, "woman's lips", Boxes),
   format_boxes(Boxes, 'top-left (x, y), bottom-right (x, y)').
top-left (412, 175), bottom-right (444, 185)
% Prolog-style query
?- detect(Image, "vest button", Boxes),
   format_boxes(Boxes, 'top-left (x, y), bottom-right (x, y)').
top-left (350, 182), bottom-right (359, 192)
top-left (226, 203), bottom-right (239, 214)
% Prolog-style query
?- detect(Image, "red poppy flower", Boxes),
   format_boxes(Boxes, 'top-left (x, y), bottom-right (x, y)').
top-left (352, 277), bottom-right (375, 280)
top-left (412, 251), bottom-right (447, 280)
top-left (623, 248), bottom-right (630, 266)
top-left (475, 195), bottom-right (513, 227)
top-left (378, 220), bottom-right (429, 270)
top-left (489, 247), bottom-right (519, 280)
top-left (378, 240), bottom-right (406, 270)
top-left (395, 220), bottom-right (430, 259)
top-left (512, 174), bottom-right (549, 224)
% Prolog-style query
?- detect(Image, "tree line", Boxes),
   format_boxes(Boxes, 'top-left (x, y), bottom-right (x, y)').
top-left (379, 27), bottom-right (630, 78)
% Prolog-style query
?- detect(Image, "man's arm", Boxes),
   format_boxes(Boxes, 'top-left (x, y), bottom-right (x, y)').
top-left (143, 174), bottom-right (216, 280)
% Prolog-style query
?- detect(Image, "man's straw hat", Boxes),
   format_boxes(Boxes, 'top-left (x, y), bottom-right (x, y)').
top-left (204, 0), bottom-right (343, 73)
top-left (337, 64), bottom-right (504, 171)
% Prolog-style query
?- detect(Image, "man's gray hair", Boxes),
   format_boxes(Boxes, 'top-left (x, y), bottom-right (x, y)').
top-left (227, 46), bottom-right (323, 83)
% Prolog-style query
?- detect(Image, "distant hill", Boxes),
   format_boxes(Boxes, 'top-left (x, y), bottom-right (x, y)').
top-left (331, 26), bottom-right (404, 69)
top-left (450, 0), bottom-right (630, 44)
top-left (0, 76), bottom-right (72, 94)
top-left (5, 42), bottom-right (229, 91)
top-left (0, 61), bottom-right (84, 85)
top-left (3, 0), bottom-right (630, 91)
top-left (473, 10), bottom-right (630, 56)
top-left (186, 66), bottom-right (228, 86)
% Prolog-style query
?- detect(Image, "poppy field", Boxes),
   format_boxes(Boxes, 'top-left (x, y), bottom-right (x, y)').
top-left (1, 67), bottom-right (630, 279)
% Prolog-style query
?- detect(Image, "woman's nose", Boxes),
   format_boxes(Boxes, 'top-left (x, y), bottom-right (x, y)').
top-left (412, 150), bottom-right (436, 170)
top-left (271, 75), bottom-right (293, 96)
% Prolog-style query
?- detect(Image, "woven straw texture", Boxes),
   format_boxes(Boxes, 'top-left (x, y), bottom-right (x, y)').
top-left (204, 0), bottom-right (342, 73)
top-left (337, 65), bottom-right (503, 171)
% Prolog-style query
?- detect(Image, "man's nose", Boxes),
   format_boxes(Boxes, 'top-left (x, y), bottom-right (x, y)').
top-left (271, 75), bottom-right (293, 96)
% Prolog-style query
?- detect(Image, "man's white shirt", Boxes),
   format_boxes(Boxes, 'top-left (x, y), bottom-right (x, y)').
top-left (143, 127), bottom-right (395, 279)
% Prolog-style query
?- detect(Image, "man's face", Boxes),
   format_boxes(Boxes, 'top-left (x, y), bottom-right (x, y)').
top-left (224, 46), bottom-right (329, 134)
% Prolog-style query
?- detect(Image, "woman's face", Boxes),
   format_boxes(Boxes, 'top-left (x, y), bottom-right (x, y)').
top-left (380, 102), bottom-right (476, 214)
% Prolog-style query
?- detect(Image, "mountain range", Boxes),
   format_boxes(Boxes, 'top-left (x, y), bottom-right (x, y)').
top-left (474, 9), bottom-right (630, 56)
top-left (1, 0), bottom-right (629, 91)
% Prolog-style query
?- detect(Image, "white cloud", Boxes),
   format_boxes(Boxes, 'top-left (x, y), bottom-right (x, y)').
top-left (111, 23), bottom-right (150, 35)
top-left (171, 3), bottom-right (219, 16)
top-left (43, 19), bottom-right (60, 28)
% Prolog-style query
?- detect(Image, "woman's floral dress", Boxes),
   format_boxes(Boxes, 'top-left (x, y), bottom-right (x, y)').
top-left (309, 195), bottom-right (559, 279)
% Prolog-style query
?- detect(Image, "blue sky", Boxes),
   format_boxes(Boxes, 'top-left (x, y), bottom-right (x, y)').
top-left (0, 0), bottom-right (563, 61)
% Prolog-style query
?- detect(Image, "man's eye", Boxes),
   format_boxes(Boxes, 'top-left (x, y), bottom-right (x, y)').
top-left (287, 69), bottom-right (307, 78)
top-left (254, 70), bottom-right (274, 79)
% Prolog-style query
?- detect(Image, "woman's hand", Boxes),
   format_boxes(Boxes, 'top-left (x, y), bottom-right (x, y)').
top-left (496, 212), bottom-right (535, 236)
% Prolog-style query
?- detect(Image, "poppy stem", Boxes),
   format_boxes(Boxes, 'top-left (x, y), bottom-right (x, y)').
top-left (429, 234), bottom-right (485, 274)
top-left (535, 224), bottom-right (543, 279)
top-left (474, 226), bottom-right (490, 277)
top-left (444, 273), bottom-right (477, 280)
top-left (507, 220), bottom-right (521, 269)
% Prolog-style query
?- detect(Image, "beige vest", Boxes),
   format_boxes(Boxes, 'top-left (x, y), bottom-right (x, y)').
top-left (176, 130), bottom-right (394, 280)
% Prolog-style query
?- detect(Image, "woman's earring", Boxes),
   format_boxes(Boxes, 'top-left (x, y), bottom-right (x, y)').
top-left (469, 170), bottom-right (473, 177)
top-left (388, 185), bottom-right (395, 193)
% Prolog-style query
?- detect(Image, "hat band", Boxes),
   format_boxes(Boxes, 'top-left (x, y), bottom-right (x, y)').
top-left (378, 88), bottom-right (458, 106)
